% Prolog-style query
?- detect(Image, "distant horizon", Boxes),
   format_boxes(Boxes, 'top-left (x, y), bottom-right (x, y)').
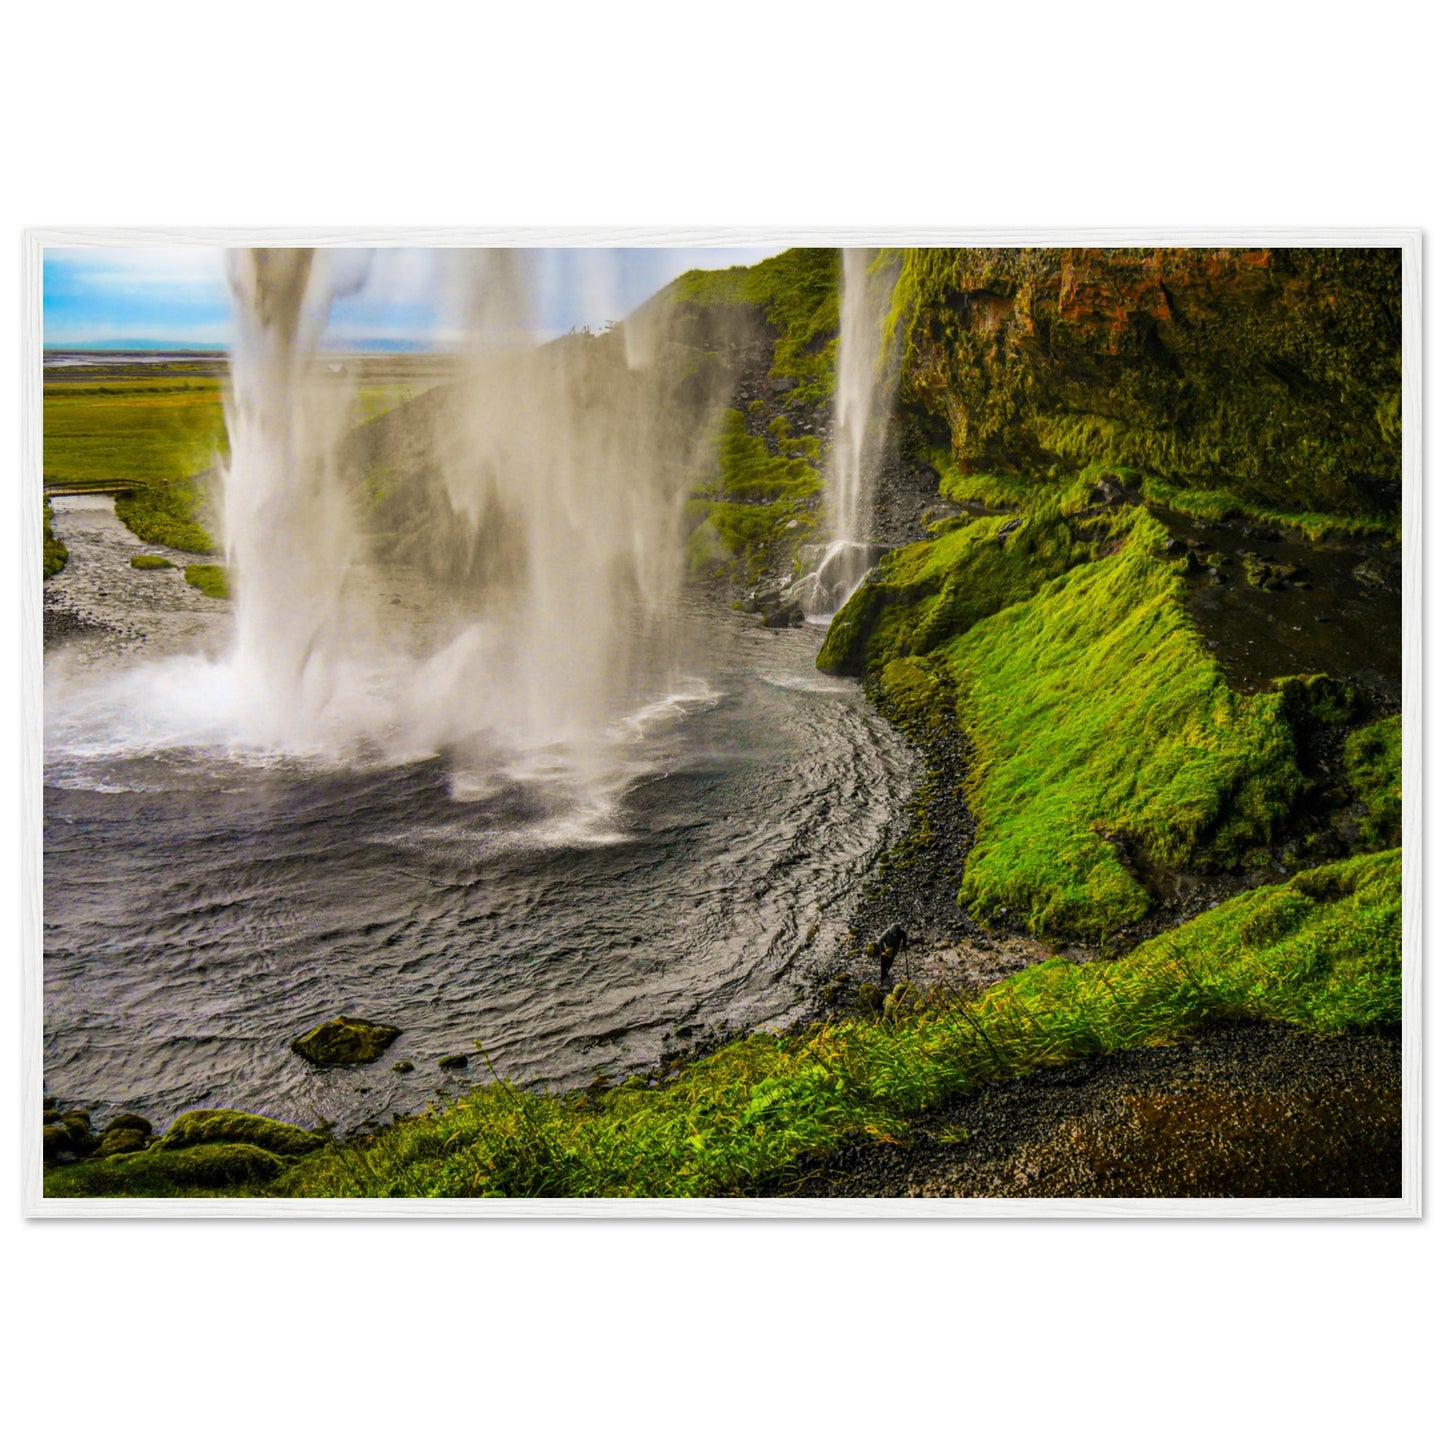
top-left (43, 247), bottom-right (782, 353)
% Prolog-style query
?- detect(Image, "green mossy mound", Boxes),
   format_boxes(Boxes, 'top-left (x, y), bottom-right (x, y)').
top-left (291, 1016), bottom-right (402, 1066)
top-left (96, 1128), bottom-right (150, 1158)
top-left (183, 563), bottom-right (230, 599)
top-left (129, 553), bottom-right (175, 569)
top-left (104, 1112), bottom-right (153, 1137)
top-left (158, 1109), bottom-right (322, 1157)
top-left (828, 497), bottom-right (1319, 942)
top-left (47, 1143), bottom-right (287, 1197)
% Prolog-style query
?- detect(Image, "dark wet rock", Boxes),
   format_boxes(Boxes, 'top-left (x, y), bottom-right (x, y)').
top-left (997, 517), bottom-right (1023, 539)
top-left (291, 1015), bottom-right (402, 1066)
top-left (1352, 557), bottom-right (1400, 593)
top-left (158, 1109), bottom-right (323, 1157)
top-left (97, 1128), bottom-right (150, 1158)
top-left (104, 1112), bottom-right (153, 1137)
top-left (392, 1060), bottom-right (415, 1074)
top-left (761, 602), bottom-right (805, 629)
top-left (439, 1053), bottom-right (470, 1070)
top-left (44, 1096), bottom-right (57, 1111)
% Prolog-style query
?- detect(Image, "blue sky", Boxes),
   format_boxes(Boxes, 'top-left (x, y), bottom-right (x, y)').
top-left (43, 246), bottom-right (783, 352)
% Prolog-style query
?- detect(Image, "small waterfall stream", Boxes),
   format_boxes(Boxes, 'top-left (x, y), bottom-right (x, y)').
top-left (791, 248), bottom-right (898, 618)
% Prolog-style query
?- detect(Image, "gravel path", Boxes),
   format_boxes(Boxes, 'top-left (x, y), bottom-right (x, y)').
top-left (755, 1021), bottom-right (1401, 1199)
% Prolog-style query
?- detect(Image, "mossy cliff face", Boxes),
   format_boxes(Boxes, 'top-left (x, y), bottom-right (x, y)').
top-left (889, 247), bottom-right (1401, 520)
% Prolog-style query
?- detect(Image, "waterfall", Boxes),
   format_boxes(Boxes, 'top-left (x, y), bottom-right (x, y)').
top-left (222, 248), bottom-right (376, 744)
top-left (793, 248), bottom-right (897, 618)
top-left (217, 247), bottom-right (728, 821)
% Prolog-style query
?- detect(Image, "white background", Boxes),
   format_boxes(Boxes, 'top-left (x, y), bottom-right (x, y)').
top-left (2, 4), bottom-right (1437, 1440)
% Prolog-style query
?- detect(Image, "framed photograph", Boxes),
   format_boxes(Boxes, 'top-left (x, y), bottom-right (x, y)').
top-left (25, 229), bottom-right (1419, 1216)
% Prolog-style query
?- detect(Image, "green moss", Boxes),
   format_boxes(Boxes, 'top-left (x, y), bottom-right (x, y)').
top-left (129, 553), bottom-right (175, 570)
top-left (1137, 475), bottom-right (1396, 542)
top-left (671, 248), bottom-right (840, 404)
top-left (117, 480), bottom-right (217, 554)
top-left (42, 499), bottom-right (68, 579)
top-left (938, 511), bottom-right (1304, 939)
top-left (46, 1142), bottom-right (288, 1198)
top-left (687, 410), bottom-right (821, 579)
top-left (1344, 715), bottom-right (1402, 848)
top-left (183, 563), bottom-right (230, 599)
top-left (892, 247), bottom-right (1402, 522)
top-left (818, 498), bottom-right (1099, 675)
top-left (291, 1016), bottom-right (402, 1066)
top-left (158, 1109), bottom-right (322, 1157)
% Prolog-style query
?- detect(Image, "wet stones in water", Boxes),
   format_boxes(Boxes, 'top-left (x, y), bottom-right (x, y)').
top-left (392, 1060), bottom-right (415, 1074)
top-left (761, 600), bottom-right (805, 629)
top-left (291, 1015), bottom-right (403, 1066)
top-left (439, 1053), bottom-right (470, 1070)
top-left (97, 1128), bottom-right (150, 1158)
top-left (158, 1109), bottom-right (323, 1157)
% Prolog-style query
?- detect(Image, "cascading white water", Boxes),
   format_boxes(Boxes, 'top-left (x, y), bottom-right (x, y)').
top-left (215, 246), bottom-right (727, 823)
top-left (793, 248), bottom-right (898, 618)
top-left (222, 249), bottom-right (378, 745)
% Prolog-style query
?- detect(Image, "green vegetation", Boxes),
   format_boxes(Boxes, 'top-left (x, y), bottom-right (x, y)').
top-left (823, 485), bottom-right (1370, 941)
top-left (129, 553), bottom-right (174, 569)
top-left (938, 509), bottom-right (1306, 939)
top-left (46, 847), bottom-right (1395, 1199)
top-left (889, 247), bottom-right (1402, 521)
top-left (183, 563), bottom-right (230, 599)
top-left (115, 478), bottom-right (217, 553)
top-left (818, 488), bottom-right (1103, 675)
top-left (686, 410), bottom-right (822, 579)
top-left (43, 377), bottom-right (227, 485)
top-left (157, 1109), bottom-right (324, 1156)
top-left (42, 500), bottom-right (67, 578)
top-left (1135, 475), bottom-right (1397, 542)
top-left (1345, 714), bottom-right (1403, 848)
top-left (46, 1142), bottom-right (290, 1198)
top-left (671, 248), bottom-right (840, 404)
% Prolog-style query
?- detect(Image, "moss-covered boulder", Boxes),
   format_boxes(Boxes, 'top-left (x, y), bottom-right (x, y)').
top-left (146, 1143), bottom-right (287, 1188)
top-left (291, 1015), bottom-right (402, 1066)
top-left (104, 1112), bottom-right (153, 1137)
top-left (97, 1128), bottom-right (150, 1158)
top-left (43, 1126), bottom-right (70, 1160)
top-left (158, 1109), bottom-right (322, 1157)
top-left (129, 554), bottom-right (175, 570)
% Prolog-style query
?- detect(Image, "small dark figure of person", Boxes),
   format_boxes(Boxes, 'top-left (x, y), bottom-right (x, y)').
top-left (873, 922), bottom-right (909, 981)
